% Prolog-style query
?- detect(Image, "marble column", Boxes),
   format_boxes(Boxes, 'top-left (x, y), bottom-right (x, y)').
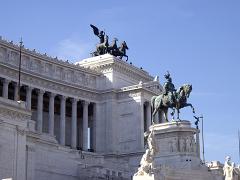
top-left (71, 98), bottom-right (78, 149)
top-left (92, 103), bottom-right (97, 151)
top-left (48, 93), bottom-right (56, 136)
top-left (60, 95), bottom-right (66, 145)
top-left (14, 82), bottom-right (18, 101)
top-left (26, 86), bottom-right (33, 110)
top-left (37, 89), bottom-right (45, 133)
top-left (2, 79), bottom-right (10, 98)
top-left (82, 101), bottom-right (89, 151)
top-left (146, 102), bottom-right (152, 128)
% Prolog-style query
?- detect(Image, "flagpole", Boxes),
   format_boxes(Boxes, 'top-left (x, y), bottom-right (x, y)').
top-left (238, 129), bottom-right (240, 163)
top-left (201, 115), bottom-right (205, 163)
top-left (18, 38), bottom-right (23, 102)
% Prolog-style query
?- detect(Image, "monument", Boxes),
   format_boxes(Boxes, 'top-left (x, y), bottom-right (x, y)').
top-left (133, 72), bottom-right (223, 180)
top-left (0, 25), bottom-right (239, 180)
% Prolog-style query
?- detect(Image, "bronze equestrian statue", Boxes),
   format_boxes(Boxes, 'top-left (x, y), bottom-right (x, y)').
top-left (151, 72), bottom-right (195, 123)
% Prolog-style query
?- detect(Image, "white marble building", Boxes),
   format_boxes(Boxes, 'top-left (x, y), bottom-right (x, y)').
top-left (0, 36), bottom-right (162, 180)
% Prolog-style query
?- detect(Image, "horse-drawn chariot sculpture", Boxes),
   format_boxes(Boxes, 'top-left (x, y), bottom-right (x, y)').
top-left (90, 24), bottom-right (128, 60)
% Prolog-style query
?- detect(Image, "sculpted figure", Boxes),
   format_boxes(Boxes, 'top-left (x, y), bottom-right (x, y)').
top-left (148, 128), bottom-right (159, 156)
top-left (90, 24), bottom-right (109, 56)
top-left (223, 156), bottom-right (237, 180)
top-left (172, 138), bottom-right (178, 152)
top-left (169, 138), bottom-right (178, 152)
top-left (179, 138), bottom-right (186, 152)
top-left (186, 137), bottom-right (191, 152)
top-left (134, 149), bottom-right (152, 176)
top-left (169, 141), bottom-right (173, 152)
top-left (134, 128), bottom-right (158, 176)
top-left (162, 71), bottom-right (176, 105)
top-left (190, 136), bottom-right (196, 152)
top-left (90, 24), bottom-right (105, 44)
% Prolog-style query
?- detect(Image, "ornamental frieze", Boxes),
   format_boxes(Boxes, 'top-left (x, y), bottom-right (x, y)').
top-left (0, 108), bottom-right (31, 122)
top-left (0, 64), bottom-right (100, 101)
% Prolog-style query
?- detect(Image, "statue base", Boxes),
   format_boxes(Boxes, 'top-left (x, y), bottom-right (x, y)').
top-left (133, 120), bottom-right (223, 180)
top-left (133, 174), bottom-right (155, 180)
top-left (151, 120), bottom-right (201, 168)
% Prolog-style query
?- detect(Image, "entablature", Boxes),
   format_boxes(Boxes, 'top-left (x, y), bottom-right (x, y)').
top-left (0, 63), bottom-right (100, 102)
top-left (76, 54), bottom-right (154, 83)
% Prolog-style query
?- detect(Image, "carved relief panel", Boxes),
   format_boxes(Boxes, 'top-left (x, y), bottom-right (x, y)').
top-left (0, 47), bottom-right (7, 61)
top-left (22, 55), bottom-right (30, 69)
top-left (9, 51), bottom-right (18, 65)
top-left (45, 63), bottom-right (53, 76)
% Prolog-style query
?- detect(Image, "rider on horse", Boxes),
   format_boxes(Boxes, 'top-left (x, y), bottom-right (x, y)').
top-left (162, 72), bottom-right (176, 105)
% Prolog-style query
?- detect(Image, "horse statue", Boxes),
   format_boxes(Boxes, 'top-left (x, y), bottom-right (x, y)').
top-left (92, 35), bottom-right (109, 56)
top-left (151, 84), bottom-right (195, 123)
top-left (115, 41), bottom-right (128, 60)
top-left (108, 38), bottom-right (118, 55)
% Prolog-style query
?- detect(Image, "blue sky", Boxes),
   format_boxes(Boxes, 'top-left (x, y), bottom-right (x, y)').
top-left (0, 0), bottom-right (240, 163)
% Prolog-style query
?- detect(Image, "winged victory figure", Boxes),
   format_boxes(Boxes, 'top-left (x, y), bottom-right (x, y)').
top-left (90, 24), bottom-right (105, 44)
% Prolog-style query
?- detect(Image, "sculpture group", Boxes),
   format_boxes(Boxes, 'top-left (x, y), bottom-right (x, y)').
top-left (151, 72), bottom-right (195, 122)
top-left (223, 156), bottom-right (240, 180)
top-left (134, 128), bottom-right (158, 176)
top-left (90, 24), bottom-right (128, 60)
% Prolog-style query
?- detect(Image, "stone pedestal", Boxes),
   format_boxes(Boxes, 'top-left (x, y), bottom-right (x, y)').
top-left (133, 174), bottom-right (155, 180)
top-left (134, 120), bottom-right (222, 180)
top-left (151, 120), bottom-right (201, 169)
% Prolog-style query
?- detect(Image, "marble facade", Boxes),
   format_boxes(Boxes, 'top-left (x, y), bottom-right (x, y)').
top-left (0, 37), bottom-right (161, 180)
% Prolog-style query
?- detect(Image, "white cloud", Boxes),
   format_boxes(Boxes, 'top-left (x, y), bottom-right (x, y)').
top-left (51, 38), bottom-right (92, 62)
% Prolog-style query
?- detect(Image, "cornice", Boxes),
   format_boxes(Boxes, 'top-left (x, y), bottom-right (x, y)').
top-left (77, 54), bottom-right (154, 82)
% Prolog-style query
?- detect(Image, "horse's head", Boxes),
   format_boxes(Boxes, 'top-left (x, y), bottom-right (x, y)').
top-left (123, 41), bottom-right (129, 50)
top-left (183, 84), bottom-right (192, 98)
top-left (104, 35), bottom-right (109, 46)
top-left (120, 41), bottom-right (128, 50)
top-left (113, 38), bottom-right (118, 42)
top-left (104, 35), bottom-right (109, 41)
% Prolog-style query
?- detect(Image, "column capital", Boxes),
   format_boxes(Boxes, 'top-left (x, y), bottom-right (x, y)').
top-left (26, 86), bottom-right (34, 91)
top-left (37, 89), bottom-right (45, 95)
top-left (60, 95), bottom-right (67, 101)
top-left (82, 100), bottom-right (90, 106)
top-left (3, 79), bottom-right (10, 84)
top-left (13, 81), bottom-right (18, 87)
top-left (49, 92), bottom-right (57, 98)
top-left (70, 98), bottom-right (78, 103)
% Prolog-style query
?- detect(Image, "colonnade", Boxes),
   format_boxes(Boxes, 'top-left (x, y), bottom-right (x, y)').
top-left (0, 77), bottom-right (95, 151)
